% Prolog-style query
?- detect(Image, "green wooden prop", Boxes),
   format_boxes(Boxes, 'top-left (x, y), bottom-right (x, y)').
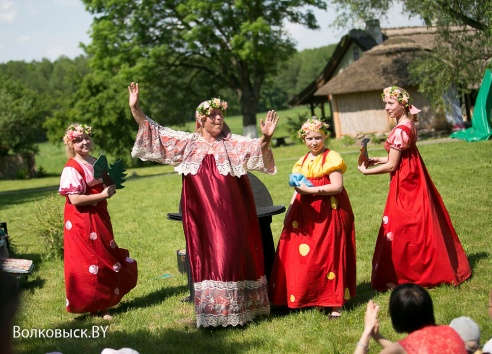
top-left (93, 155), bottom-right (127, 189)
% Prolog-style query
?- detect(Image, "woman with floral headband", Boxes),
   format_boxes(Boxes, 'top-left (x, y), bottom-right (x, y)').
top-left (128, 82), bottom-right (278, 328)
top-left (269, 117), bottom-right (356, 318)
top-left (58, 123), bottom-right (138, 320)
top-left (357, 86), bottom-right (471, 291)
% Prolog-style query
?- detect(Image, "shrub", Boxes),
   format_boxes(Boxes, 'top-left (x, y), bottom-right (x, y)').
top-left (16, 169), bottom-right (28, 179)
top-left (340, 135), bottom-right (356, 147)
top-left (22, 194), bottom-right (64, 260)
top-left (367, 133), bottom-right (384, 145)
top-left (36, 166), bottom-right (48, 178)
top-left (285, 112), bottom-right (309, 143)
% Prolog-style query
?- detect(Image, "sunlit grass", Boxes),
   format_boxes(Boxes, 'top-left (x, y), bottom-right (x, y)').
top-left (1, 133), bottom-right (491, 354)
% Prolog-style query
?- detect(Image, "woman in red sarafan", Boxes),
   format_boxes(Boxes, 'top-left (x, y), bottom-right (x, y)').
top-left (59, 123), bottom-right (138, 320)
top-left (269, 117), bottom-right (356, 318)
top-left (357, 86), bottom-right (471, 291)
top-left (128, 82), bottom-right (279, 328)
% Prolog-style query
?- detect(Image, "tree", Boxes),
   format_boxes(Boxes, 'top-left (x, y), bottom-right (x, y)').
top-left (82, 0), bottom-right (329, 137)
top-left (0, 77), bottom-right (43, 177)
top-left (329, 0), bottom-right (492, 109)
top-left (260, 44), bottom-right (337, 111)
top-left (1, 57), bottom-right (90, 142)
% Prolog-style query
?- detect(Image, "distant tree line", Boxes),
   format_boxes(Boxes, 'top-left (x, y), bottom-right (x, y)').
top-left (0, 57), bottom-right (89, 176)
top-left (5, 1), bottom-right (486, 178)
top-left (0, 44), bottom-right (334, 172)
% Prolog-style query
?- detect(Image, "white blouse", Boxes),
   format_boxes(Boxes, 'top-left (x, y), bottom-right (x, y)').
top-left (131, 117), bottom-right (276, 177)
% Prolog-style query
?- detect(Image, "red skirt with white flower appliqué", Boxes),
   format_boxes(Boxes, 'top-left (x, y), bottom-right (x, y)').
top-left (269, 174), bottom-right (356, 308)
top-left (371, 145), bottom-right (471, 291)
top-left (63, 186), bottom-right (138, 313)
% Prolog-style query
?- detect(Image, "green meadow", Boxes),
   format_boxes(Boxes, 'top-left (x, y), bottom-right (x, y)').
top-left (1, 111), bottom-right (491, 354)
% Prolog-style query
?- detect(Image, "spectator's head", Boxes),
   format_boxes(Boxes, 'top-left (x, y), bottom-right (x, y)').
top-left (449, 316), bottom-right (480, 353)
top-left (389, 283), bottom-right (436, 334)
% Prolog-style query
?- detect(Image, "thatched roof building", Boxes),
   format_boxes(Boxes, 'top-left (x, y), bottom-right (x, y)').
top-left (316, 28), bottom-right (436, 96)
top-left (289, 28), bottom-right (380, 106)
top-left (314, 26), bottom-right (448, 138)
top-left (288, 20), bottom-right (384, 134)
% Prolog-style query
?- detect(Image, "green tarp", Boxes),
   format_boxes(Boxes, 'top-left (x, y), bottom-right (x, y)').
top-left (450, 69), bottom-right (492, 142)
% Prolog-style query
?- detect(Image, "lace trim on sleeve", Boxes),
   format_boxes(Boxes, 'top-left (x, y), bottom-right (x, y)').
top-left (131, 116), bottom-right (193, 165)
top-left (132, 119), bottom-right (277, 176)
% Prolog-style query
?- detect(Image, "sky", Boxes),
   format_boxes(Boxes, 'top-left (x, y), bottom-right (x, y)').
top-left (0, 0), bottom-right (424, 64)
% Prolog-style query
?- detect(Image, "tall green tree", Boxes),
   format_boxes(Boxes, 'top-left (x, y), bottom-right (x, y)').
top-left (329, 0), bottom-right (492, 108)
top-left (261, 44), bottom-right (337, 111)
top-left (0, 77), bottom-right (43, 177)
top-left (82, 0), bottom-right (329, 137)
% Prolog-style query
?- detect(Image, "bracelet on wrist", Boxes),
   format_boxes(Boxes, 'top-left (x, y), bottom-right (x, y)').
top-left (356, 342), bottom-right (369, 352)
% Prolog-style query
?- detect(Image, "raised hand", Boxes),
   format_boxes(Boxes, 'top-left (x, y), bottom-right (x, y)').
top-left (364, 300), bottom-right (380, 336)
top-left (128, 82), bottom-right (139, 108)
top-left (260, 110), bottom-right (279, 138)
top-left (128, 82), bottom-right (146, 127)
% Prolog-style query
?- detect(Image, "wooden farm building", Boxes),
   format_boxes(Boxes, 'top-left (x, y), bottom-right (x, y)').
top-left (289, 19), bottom-right (384, 135)
top-left (291, 22), bottom-right (449, 138)
top-left (315, 26), bottom-right (449, 138)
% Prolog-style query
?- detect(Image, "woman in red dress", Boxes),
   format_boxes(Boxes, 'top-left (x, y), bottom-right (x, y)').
top-left (357, 86), bottom-right (471, 291)
top-left (59, 124), bottom-right (138, 319)
top-left (128, 82), bottom-right (279, 327)
top-left (269, 117), bottom-right (356, 318)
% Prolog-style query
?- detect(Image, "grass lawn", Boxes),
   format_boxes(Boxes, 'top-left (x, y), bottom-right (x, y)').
top-left (1, 121), bottom-right (491, 354)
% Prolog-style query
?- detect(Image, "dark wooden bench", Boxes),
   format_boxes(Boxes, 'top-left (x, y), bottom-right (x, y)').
top-left (0, 258), bottom-right (34, 276)
top-left (0, 221), bottom-right (34, 277)
top-left (166, 172), bottom-right (285, 221)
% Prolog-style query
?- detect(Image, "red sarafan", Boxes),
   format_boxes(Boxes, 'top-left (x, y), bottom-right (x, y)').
top-left (358, 86), bottom-right (471, 291)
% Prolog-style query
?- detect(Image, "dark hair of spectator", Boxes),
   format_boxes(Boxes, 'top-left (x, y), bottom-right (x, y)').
top-left (389, 283), bottom-right (436, 333)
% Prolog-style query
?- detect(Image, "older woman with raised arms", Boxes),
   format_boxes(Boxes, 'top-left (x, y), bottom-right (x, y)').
top-left (128, 82), bottom-right (279, 328)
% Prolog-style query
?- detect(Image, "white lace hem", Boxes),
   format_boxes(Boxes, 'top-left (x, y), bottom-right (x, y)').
top-left (195, 306), bottom-right (271, 328)
top-left (193, 276), bottom-right (270, 328)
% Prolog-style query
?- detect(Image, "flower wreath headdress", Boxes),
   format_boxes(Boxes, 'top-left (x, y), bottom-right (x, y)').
top-left (63, 124), bottom-right (93, 145)
top-left (196, 97), bottom-right (228, 117)
top-left (297, 117), bottom-right (330, 139)
top-left (381, 86), bottom-right (421, 115)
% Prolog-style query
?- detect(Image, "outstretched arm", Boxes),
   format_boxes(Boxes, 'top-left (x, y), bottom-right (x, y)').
top-left (354, 300), bottom-right (380, 354)
top-left (354, 300), bottom-right (404, 354)
top-left (128, 82), bottom-right (146, 128)
top-left (358, 148), bottom-right (401, 175)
